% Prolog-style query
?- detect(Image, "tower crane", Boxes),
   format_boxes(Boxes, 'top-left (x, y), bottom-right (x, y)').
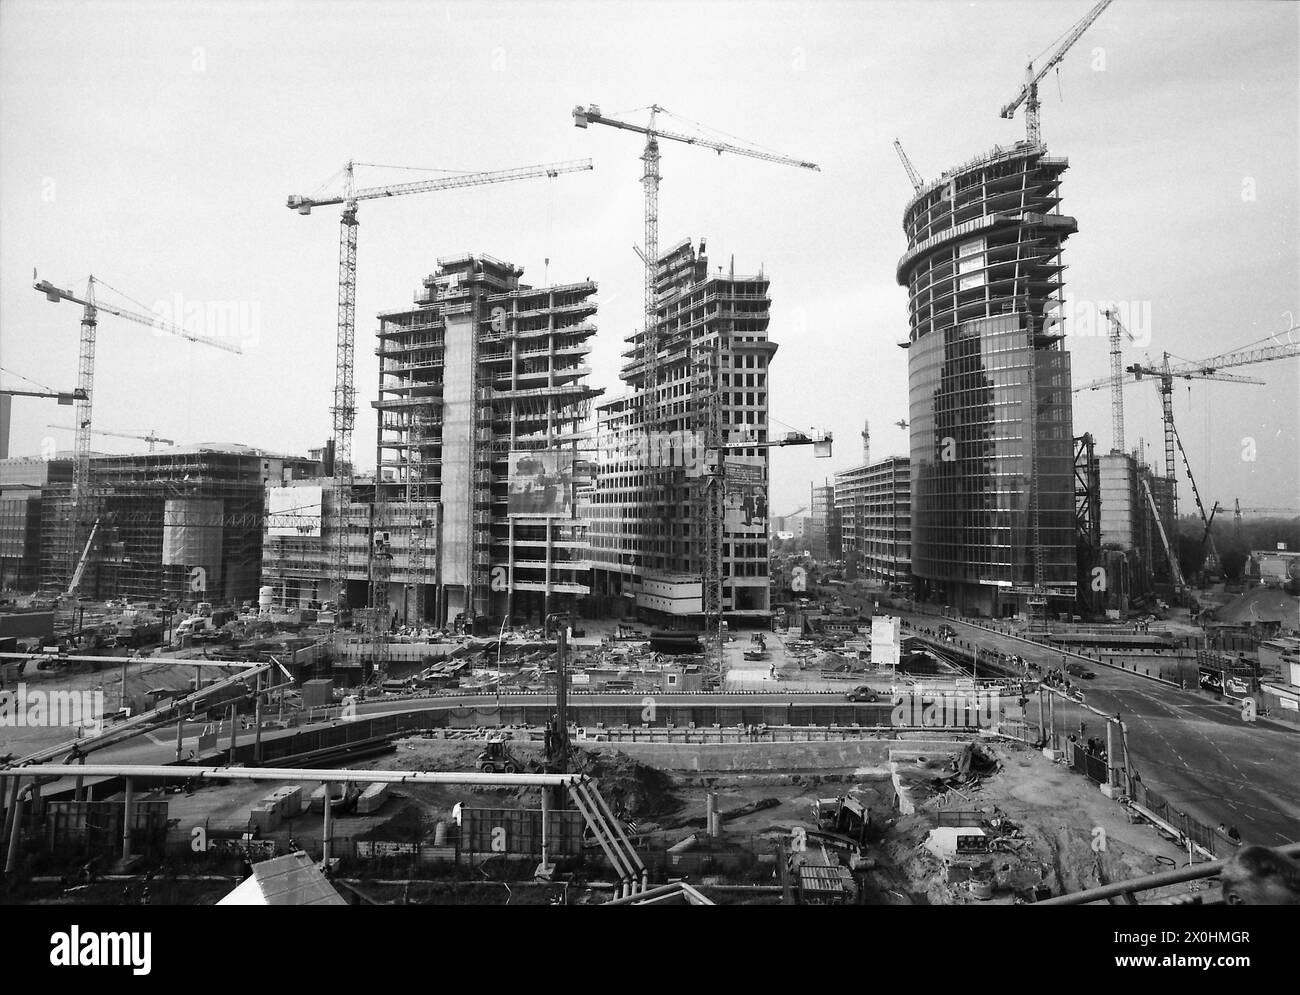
top-left (48, 424), bottom-right (174, 451)
top-left (1074, 332), bottom-right (1299, 518)
top-left (999, 0), bottom-right (1113, 145)
top-left (893, 139), bottom-right (924, 193)
top-left (1075, 331), bottom-right (1299, 589)
top-left (573, 104), bottom-right (818, 431)
top-left (33, 273), bottom-right (242, 591)
top-left (285, 158), bottom-right (592, 619)
top-left (573, 104), bottom-right (819, 662)
top-left (1099, 307), bottom-right (1135, 454)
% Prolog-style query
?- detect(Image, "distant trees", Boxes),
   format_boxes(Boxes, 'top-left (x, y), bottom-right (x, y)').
top-left (1175, 514), bottom-right (1300, 581)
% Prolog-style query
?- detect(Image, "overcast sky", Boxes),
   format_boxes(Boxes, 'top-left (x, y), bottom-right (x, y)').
top-left (2, 0), bottom-right (1296, 517)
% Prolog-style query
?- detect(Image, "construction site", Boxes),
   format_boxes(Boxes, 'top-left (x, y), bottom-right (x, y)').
top-left (0, 0), bottom-right (1297, 937)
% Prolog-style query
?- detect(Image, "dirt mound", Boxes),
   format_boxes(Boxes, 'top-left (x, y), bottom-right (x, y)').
top-left (356, 802), bottom-right (430, 843)
top-left (567, 748), bottom-right (681, 819)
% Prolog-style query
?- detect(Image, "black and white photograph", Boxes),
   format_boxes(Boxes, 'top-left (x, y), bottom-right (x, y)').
top-left (0, 0), bottom-right (1297, 965)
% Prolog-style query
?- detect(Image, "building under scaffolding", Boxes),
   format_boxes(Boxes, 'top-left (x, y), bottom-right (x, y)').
top-left (358, 254), bottom-right (602, 628)
top-left (40, 445), bottom-right (319, 603)
top-left (259, 476), bottom-right (375, 612)
top-left (587, 239), bottom-right (776, 625)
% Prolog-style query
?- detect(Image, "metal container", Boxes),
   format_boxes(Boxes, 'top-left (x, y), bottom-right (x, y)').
top-left (301, 678), bottom-right (334, 710)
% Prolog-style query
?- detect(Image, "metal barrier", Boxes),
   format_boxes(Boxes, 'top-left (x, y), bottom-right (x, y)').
top-left (1131, 780), bottom-right (1218, 857)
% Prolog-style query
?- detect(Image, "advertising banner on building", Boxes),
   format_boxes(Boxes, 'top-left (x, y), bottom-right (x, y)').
top-left (507, 450), bottom-right (573, 518)
top-left (267, 486), bottom-right (322, 537)
top-left (723, 456), bottom-right (767, 534)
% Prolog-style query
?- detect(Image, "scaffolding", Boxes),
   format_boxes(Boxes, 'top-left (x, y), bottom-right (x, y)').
top-left (373, 256), bottom-right (602, 628)
top-left (591, 239), bottom-right (776, 623)
top-left (40, 448), bottom-right (318, 604)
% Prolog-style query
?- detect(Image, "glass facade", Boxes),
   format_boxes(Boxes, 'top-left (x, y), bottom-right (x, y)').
top-left (899, 143), bottom-right (1078, 615)
top-left (909, 315), bottom-right (1075, 594)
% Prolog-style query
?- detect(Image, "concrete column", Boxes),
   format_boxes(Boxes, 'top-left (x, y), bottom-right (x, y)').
top-left (228, 704), bottom-right (237, 763)
top-left (540, 783), bottom-right (551, 869)
top-left (321, 782), bottom-right (333, 865)
top-left (4, 778), bottom-right (25, 874)
top-left (1047, 692), bottom-right (1057, 753)
top-left (121, 777), bottom-right (133, 860)
top-left (253, 695), bottom-right (263, 765)
top-left (2, 776), bottom-right (20, 846)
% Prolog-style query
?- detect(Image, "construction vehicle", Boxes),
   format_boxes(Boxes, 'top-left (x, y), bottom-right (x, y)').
top-left (999, 0), bottom-right (1114, 145)
top-left (285, 159), bottom-right (591, 622)
top-left (812, 795), bottom-right (871, 845)
top-left (476, 739), bottom-right (522, 775)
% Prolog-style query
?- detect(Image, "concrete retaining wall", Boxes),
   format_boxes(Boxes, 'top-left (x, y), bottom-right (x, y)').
top-left (594, 736), bottom-right (975, 772)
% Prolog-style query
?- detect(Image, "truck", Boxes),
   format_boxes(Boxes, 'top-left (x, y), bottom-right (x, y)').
top-left (172, 616), bottom-right (212, 645)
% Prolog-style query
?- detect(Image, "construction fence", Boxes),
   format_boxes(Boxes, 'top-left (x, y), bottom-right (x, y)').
top-left (1129, 779), bottom-right (1220, 857)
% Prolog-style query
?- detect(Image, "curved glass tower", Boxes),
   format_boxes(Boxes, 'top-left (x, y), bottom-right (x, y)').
top-left (898, 142), bottom-right (1078, 617)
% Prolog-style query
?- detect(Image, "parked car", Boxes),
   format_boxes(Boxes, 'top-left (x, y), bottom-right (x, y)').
top-left (845, 686), bottom-right (878, 702)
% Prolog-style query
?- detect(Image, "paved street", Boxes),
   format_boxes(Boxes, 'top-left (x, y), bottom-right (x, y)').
top-left (902, 613), bottom-right (1300, 847)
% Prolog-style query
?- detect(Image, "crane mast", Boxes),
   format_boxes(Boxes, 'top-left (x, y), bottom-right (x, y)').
top-left (333, 163), bottom-right (360, 614)
top-left (287, 158), bottom-right (592, 621)
top-left (1100, 306), bottom-right (1134, 454)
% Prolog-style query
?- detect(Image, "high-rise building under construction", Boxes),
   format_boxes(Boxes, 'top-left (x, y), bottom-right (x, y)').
top-left (898, 142), bottom-right (1078, 617)
top-left (588, 239), bottom-right (775, 623)
top-left (371, 254), bottom-right (601, 627)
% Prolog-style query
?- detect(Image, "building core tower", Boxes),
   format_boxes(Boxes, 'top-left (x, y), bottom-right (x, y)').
top-left (898, 142), bottom-right (1078, 617)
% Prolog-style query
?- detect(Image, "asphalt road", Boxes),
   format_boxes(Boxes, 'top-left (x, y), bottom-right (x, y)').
top-left (901, 612), bottom-right (1300, 848)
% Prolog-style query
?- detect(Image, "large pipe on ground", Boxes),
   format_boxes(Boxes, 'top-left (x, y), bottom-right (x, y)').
top-left (1, 764), bottom-right (583, 788)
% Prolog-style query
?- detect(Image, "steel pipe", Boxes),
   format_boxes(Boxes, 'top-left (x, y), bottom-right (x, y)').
top-left (0, 763), bottom-right (584, 788)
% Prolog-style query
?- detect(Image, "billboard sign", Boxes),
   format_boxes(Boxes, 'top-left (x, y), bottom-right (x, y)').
top-left (508, 450), bottom-right (574, 518)
top-left (267, 486), bottom-right (323, 537)
top-left (723, 456), bottom-right (767, 534)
